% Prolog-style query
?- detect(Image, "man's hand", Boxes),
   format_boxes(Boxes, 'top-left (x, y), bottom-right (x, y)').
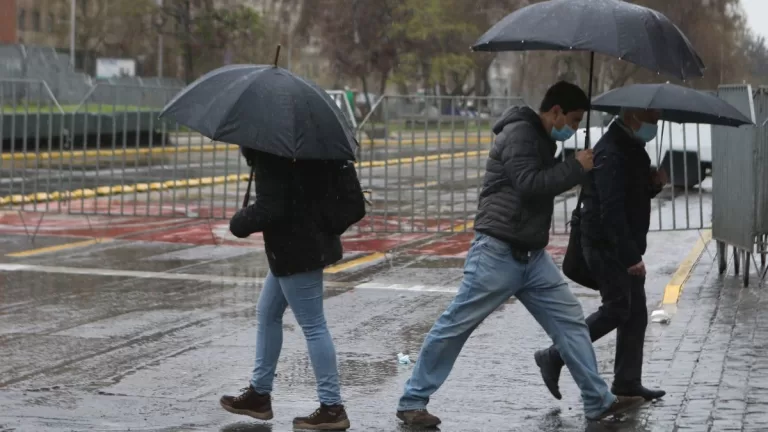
top-left (651, 168), bottom-right (669, 187)
top-left (575, 149), bottom-right (594, 172)
top-left (628, 261), bottom-right (646, 277)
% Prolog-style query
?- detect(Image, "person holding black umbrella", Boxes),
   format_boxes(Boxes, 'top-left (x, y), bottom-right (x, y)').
top-left (217, 148), bottom-right (355, 430)
top-left (395, 81), bottom-right (647, 428)
top-left (535, 107), bottom-right (669, 403)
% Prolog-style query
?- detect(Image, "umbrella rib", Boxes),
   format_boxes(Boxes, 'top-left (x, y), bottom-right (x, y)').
top-left (210, 69), bottom-right (266, 141)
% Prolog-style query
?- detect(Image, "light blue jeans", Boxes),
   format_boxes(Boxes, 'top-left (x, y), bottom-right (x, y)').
top-left (398, 233), bottom-right (616, 419)
top-left (250, 269), bottom-right (342, 406)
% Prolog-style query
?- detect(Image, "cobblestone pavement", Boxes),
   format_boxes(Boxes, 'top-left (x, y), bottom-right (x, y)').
top-left (1, 222), bottom-right (755, 431)
top-left (631, 250), bottom-right (768, 432)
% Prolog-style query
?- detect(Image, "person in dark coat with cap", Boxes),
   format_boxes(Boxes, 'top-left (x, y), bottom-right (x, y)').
top-left (218, 149), bottom-right (351, 431)
top-left (535, 107), bottom-right (668, 402)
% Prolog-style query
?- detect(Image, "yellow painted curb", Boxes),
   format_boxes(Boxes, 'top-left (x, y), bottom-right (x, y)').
top-left (7, 238), bottom-right (113, 257)
top-left (0, 144), bottom-right (239, 162)
top-left (662, 229), bottom-right (712, 305)
top-left (1, 136), bottom-right (493, 162)
top-left (0, 150), bottom-right (483, 209)
top-left (324, 252), bottom-right (387, 274)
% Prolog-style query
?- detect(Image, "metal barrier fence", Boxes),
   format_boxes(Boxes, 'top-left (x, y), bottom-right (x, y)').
top-left (354, 95), bottom-right (714, 235)
top-left (1, 86), bottom-right (714, 236)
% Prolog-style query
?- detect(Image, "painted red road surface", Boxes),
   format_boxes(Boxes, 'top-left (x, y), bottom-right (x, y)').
top-left (0, 210), bottom-right (568, 261)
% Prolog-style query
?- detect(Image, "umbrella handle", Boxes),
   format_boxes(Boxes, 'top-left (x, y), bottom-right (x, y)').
top-left (242, 167), bottom-right (256, 208)
top-left (585, 51), bottom-right (595, 150)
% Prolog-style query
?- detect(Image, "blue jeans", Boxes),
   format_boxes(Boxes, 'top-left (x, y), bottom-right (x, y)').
top-left (397, 233), bottom-right (615, 419)
top-left (250, 269), bottom-right (342, 406)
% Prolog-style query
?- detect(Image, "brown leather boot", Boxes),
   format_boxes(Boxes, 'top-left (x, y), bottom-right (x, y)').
top-left (292, 404), bottom-right (351, 430)
top-left (219, 386), bottom-right (273, 420)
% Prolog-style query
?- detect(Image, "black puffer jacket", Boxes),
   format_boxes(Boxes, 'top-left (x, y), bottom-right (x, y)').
top-left (474, 106), bottom-right (585, 251)
top-left (229, 151), bottom-right (343, 277)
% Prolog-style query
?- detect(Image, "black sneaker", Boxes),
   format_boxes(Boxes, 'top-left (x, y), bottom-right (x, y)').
top-left (588, 395), bottom-right (646, 421)
top-left (219, 385), bottom-right (273, 420)
top-left (612, 384), bottom-right (666, 401)
top-left (534, 349), bottom-right (563, 400)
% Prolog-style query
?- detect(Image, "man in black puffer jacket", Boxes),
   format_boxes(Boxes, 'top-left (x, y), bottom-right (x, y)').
top-left (396, 81), bottom-right (646, 428)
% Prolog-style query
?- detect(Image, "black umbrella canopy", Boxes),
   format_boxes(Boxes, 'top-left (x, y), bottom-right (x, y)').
top-left (471, 0), bottom-right (705, 81)
top-left (160, 64), bottom-right (358, 161)
top-left (591, 83), bottom-right (754, 127)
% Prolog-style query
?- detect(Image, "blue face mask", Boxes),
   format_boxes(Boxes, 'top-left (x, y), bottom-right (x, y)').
top-left (550, 124), bottom-right (575, 142)
top-left (634, 122), bottom-right (658, 142)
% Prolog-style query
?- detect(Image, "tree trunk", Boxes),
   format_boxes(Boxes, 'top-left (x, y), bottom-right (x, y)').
top-left (360, 74), bottom-right (371, 120)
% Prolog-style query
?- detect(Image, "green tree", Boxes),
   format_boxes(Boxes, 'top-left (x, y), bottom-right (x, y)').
top-left (155, 0), bottom-right (265, 83)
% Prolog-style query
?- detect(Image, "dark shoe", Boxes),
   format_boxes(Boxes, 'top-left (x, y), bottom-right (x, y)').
top-left (612, 384), bottom-right (666, 401)
top-left (534, 349), bottom-right (563, 400)
top-left (396, 409), bottom-right (441, 428)
top-left (219, 385), bottom-right (273, 420)
top-left (293, 404), bottom-right (350, 430)
top-left (589, 395), bottom-right (646, 421)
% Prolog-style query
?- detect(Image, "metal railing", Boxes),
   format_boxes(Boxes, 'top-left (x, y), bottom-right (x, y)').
top-left (1, 87), bottom-right (714, 236)
top-left (353, 94), bottom-right (713, 235)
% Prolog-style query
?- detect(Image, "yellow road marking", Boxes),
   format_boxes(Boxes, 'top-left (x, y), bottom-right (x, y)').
top-left (1, 136), bottom-right (493, 162)
top-left (449, 220), bottom-right (475, 233)
top-left (413, 171), bottom-right (483, 189)
top-left (662, 229), bottom-right (712, 305)
top-left (323, 252), bottom-right (387, 274)
top-left (0, 150), bottom-right (485, 208)
top-left (7, 238), bottom-right (113, 258)
top-left (324, 220), bottom-right (476, 274)
top-left (0, 144), bottom-right (238, 162)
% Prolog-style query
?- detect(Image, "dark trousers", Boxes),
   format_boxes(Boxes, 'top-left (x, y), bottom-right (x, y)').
top-left (546, 244), bottom-right (648, 387)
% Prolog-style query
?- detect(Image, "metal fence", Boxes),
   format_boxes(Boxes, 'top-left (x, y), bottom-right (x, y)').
top-left (1, 87), bottom-right (714, 236)
top-left (353, 94), bottom-right (714, 235)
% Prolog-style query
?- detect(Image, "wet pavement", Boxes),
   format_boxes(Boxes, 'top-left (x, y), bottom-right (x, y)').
top-left (1, 214), bottom-right (757, 431)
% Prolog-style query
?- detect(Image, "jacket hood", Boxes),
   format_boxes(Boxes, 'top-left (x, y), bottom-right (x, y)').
top-left (492, 105), bottom-right (546, 136)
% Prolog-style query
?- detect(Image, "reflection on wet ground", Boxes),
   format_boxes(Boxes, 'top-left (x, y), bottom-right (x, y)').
top-left (0, 227), bottom-right (764, 431)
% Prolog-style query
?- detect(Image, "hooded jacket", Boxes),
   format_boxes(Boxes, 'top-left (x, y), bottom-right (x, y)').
top-left (474, 106), bottom-right (586, 251)
top-left (229, 151), bottom-right (343, 277)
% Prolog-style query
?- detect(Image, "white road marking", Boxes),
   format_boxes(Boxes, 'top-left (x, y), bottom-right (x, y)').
top-left (0, 263), bottom-right (458, 293)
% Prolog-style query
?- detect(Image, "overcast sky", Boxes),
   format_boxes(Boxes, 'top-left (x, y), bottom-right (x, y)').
top-left (742, 0), bottom-right (768, 39)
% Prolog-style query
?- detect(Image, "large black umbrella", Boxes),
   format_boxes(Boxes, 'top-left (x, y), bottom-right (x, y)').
top-left (591, 83), bottom-right (753, 127)
top-left (472, 0), bottom-right (704, 81)
top-left (159, 63), bottom-right (357, 161)
top-left (472, 0), bottom-right (706, 146)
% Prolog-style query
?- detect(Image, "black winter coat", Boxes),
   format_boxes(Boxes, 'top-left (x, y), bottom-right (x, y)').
top-left (474, 106), bottom-right (586, 251)
top-left (580, 121), bottom-right (662, 267)
top-left (229, 151), bottom-right (343, 277)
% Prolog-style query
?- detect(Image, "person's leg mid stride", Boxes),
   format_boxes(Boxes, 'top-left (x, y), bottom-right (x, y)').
top-left (396, 233), bottom-right (523, 427)
top-left (220, 272), bottom-right (286, 420)
top-left (520, 251), bottom-right (646, 420)
top-left (220, 270), bottom-right (350, 430)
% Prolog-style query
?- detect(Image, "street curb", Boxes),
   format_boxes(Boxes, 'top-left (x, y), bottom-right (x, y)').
top-left (661, 229), bottom-right (712, 306)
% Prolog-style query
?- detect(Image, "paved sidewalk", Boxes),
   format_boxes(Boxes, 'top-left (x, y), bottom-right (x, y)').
top-left (626, 243), bottom-right (768, 432)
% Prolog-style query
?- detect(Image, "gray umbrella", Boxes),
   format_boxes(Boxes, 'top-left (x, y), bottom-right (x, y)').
top-left (591, 83), bottom-right (754, 127)
top-left (472, 0), bottom-right (706, 149)
top-left (159, 64), bottom-right (358, 161)
top-left (471, 0), bottom-right (704, 80)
